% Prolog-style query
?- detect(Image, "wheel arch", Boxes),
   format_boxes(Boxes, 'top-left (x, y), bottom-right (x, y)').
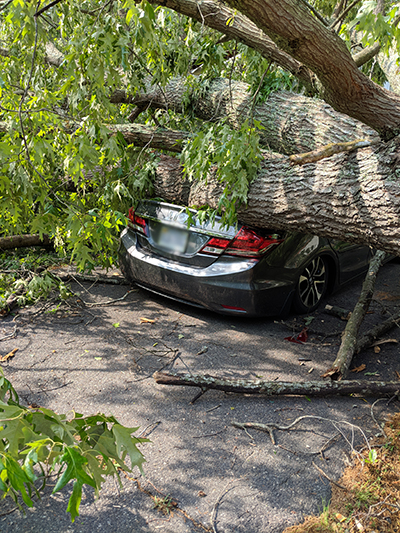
top-left (319, 252), bottom-right (338, 295)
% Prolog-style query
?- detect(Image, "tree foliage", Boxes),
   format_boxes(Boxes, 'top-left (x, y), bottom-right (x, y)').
top-left (0, 366), bottom-right (148, 522)
top-left (1, 0), bottom-right (400, 267)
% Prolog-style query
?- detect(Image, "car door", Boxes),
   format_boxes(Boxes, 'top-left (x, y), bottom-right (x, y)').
top-left (329, 240), bottom-right (372, 284)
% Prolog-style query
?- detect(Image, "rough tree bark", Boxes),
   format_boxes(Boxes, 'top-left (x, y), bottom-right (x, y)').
top-left (90, 122), bottom-right (400, 255)
top-left (223, 0), bottom-right (400, 139)
top-left (0, 234), bottom-right (51, 250)
top-left (323, 250), bottom-right (387, 381)
top-left (113, 77), bottom-right (378, 154)
top-left (153, 371), bottom-right (400, 397)
top-left (140, 130), bottom-right (400, 256)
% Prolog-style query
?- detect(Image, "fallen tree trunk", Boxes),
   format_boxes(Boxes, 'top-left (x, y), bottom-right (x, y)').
top-left (323, 251), bottom-right (387, 381)
top-left (151, 135), bottom-right (400, 256)
top-left (223, 0), bottom-right (400, 140)
top-left (0, 234), bottom-right (51, 250)
top-left (153, 371), bottom-right (400, 396)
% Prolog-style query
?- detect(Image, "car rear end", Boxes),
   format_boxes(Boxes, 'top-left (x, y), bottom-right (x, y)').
top-left (119, 200), bottom-right (293, 316)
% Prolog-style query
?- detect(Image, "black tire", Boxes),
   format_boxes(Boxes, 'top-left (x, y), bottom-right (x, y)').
top-left (292, 255), bottom-right (328, 314)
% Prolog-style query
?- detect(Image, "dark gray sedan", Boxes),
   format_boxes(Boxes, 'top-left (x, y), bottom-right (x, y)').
top-left (119, 200), bottom-right (372, 316)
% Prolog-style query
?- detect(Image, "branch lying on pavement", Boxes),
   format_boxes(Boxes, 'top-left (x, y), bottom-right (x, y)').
top-left (56, 272), bottom-right (130, 285)
top-left (356, 310), bottom-right (400, 353)
top-left (153, 371), bottom-right (400, 397)
top-left (323, 250), bottom-right (387, 381)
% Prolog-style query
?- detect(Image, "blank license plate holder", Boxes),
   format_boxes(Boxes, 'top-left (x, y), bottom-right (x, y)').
top-left (157, 226), bottom-right (188, 253)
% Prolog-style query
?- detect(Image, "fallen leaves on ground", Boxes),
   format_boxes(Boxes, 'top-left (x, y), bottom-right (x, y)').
top-left (0, 348), bottom-right (18, 362)
top-left (351, 364), bottom-right (366, 373)
top-left (285, 328), bottom-right (308, 344)
top-left (140, 317), bottom-right (155, 324)
top-left (374, 291), bottom-right (400, 301)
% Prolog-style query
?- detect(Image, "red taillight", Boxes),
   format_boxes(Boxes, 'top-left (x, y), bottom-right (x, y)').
top-left (128, 208), bottom-right (147, 235)
top-left (226, 227), bottom-right (283, 258)
top-left (200, 227), bottom-right (283, 258)
top-left (201, 237), bottom-right (231, 255)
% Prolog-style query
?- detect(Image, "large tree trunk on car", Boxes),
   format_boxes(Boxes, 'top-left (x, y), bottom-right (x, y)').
top-left (149, 134), bottom-right (400, 256)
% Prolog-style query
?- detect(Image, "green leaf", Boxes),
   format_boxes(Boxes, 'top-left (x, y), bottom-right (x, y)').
top-left (67, 480), bottom-right (83, 523)
top-left (53, 447), bottom-right (96, 494)
top-left (2, 454), bottom-right (34, 507)
top-left (367, 448), bottom-right (378, 464)
top-left (22, 449), bottom-right (38, 482)
top-left (112, 425), bottom-right (147, 474)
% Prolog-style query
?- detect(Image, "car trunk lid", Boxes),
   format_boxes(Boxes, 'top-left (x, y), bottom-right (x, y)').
top-left (133, 200), bottom-right (237, 267)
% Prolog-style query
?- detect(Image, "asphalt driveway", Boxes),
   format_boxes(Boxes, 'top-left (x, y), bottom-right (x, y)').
top-left (1, 261), bottom-right (400, 533)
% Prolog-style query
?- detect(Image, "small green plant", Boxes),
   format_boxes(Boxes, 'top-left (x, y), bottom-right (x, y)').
top-left (152, 495), bottom-right (177, 515)
top-left (354, 487), bottom-right (378, 509)
top-left (0, 367), bottom-right (148, 522)
top-left (365, 448), bottom-right (378, 464)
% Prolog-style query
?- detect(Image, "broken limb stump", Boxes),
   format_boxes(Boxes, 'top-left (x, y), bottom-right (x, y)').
top-left (0, 234), bottom-right (51, 250)
top-left (356, 310), bottom-right (400, 353)
top-left (289, 139), bottom-right (375, 166)
top-left (153, 371), bottom-right (400, 397)
top-left (324, 250), bottom-right (387, 381)
top-left (324, 304), bottom-right (351, 320)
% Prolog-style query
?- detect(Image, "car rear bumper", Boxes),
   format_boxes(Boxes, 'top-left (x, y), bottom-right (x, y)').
top-left (119, 228), bottom-right (294, 316)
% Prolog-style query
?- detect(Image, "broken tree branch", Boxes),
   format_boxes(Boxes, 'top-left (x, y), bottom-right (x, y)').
top-left (324, 250), bottom-right (387, 381)
top-left (153, 371), bottom-right (400, 397)
top-left (0, 234), bottom-right (51, 250)
top-left (324, 304), bottom-right (352, 320)
top-left (289, 139), bottom-right (376, 165)
top-left (356, 310), bottom-right (400, 353)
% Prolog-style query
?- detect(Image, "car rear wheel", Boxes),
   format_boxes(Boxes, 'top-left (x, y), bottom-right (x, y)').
top-left (293, 256), bottom-right (328, 313)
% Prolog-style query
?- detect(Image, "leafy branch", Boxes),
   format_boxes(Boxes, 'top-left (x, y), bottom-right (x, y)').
top-left (0, 367), bottom-right (148, 522)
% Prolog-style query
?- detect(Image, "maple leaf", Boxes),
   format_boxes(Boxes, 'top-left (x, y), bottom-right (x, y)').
top-left (112, 425), bottom-right (148, 474)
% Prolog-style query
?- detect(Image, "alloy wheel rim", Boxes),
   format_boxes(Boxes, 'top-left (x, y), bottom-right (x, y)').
top-left (298, 257), bottom-right (326, 308)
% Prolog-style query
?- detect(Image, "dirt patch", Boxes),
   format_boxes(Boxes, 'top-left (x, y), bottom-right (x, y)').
top-left (282, 412), bottom-right (400, 533)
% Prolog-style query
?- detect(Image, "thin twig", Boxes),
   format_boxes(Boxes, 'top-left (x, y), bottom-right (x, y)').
top-left (36, 381), bottom-right (73, 394)
top-left (79, 289), bottom-right (136, 307)
top-left (370, 398), bottom-right (387, 437)
top-left (0, 325), bottom-right (18, 342)
top-left (312, 461), bottom-right (347, 490)
top-left (205, 404), bottom-right (221, 413)
top-left (251, 61), bottom-right (273, 120)
top-left (300, 0), bottom-right (328, 26)
top-left (34, 0), bottom-right (64, 17)
top-left (137, 421), bottom-right (161, 438)
top-left (331, 0), bottom-right (362, 29)
top-left (279, 432), bottom-right (342, 456)
top-left (210, 480), bottom-right (237, 533)
top-left (232, 415), bottom-right (372, 458)
top-left (192, 427), bottom-right (227, 439)
top-left (0, 0), bottom-right (13, 14)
